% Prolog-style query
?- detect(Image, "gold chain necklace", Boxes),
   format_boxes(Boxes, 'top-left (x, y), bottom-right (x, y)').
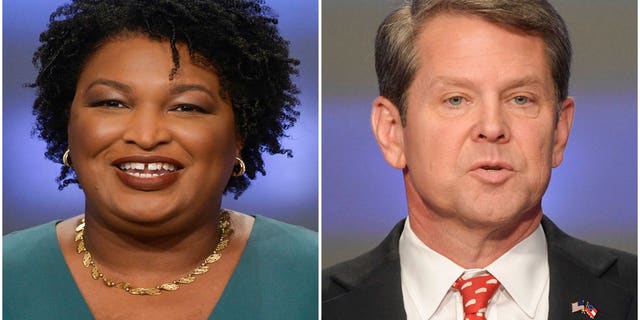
top-left (74, 210), bottom-right (233, 295)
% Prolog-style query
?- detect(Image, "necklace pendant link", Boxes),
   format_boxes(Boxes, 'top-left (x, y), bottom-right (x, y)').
top-left (193, 265), bottom-right (209, 275)
top-left (129, 287), bottom-right (161, 295)
top-left (177, 275), bottom-right (196, 284)
top-left (82, 252), bottom-right (92, 267)
top-left (76, 240), bottom-right (86, 254)
top-left (206, 253), bottom-right (221, 263)
top-left (159, 283), bottom-right (179, 291)
top-left (91, 266), bottom-right (101, 280)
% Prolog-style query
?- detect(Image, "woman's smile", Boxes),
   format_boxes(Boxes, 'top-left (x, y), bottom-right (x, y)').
top-left (113, 156), bottom-right (184, 191)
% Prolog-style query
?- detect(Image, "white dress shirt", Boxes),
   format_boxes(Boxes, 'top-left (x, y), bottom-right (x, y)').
top-left (399, 218), bottom-right (549, 320)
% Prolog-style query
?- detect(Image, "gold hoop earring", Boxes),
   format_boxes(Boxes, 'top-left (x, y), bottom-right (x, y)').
top-left (62, 149), bottom-right (72, 168)
top-left (232, 157), bottom-right (245, 177)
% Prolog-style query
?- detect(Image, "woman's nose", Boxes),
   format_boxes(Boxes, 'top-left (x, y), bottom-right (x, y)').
top-left (121, 108), bottom-right (172, 150)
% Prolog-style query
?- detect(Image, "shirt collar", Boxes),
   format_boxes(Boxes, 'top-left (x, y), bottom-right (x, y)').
top-left (486, 224), bottom-right (549, 318)
top-left (399, 218), bottom-right (464, 319)
top-left (399, 218), bottom-right (548, 319)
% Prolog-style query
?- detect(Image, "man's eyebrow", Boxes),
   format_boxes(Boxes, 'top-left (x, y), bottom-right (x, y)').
top-left (504, 77), bottom-right (547, 92)
top-left (428, 76), bottom-right (546, 90)
top-left (169, 84), bottom-right (217, 100)
top-left (428, 76), bottom-right (476, 89)
top-left (85, 79), bottom-right (133, 93)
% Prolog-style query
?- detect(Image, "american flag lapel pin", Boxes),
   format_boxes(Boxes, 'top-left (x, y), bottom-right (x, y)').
top-left (571, 300), bottom-right (598, 319)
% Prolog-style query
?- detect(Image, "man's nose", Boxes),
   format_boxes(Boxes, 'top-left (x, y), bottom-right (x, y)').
top-left (470, 101), bottom-right (510, 144)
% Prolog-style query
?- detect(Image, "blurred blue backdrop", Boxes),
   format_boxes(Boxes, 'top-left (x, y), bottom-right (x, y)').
top-left (3, 0), bottom-right (318, 233)
top-left (323, 0), bottom-right (637, 266)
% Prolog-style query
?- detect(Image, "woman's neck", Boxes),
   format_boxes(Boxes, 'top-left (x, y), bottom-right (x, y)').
top-left (79, 210), bottom-right (224, 286)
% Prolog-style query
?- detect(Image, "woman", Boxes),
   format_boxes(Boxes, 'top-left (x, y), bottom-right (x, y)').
top-left (3, 1), bottom-right (317, 319)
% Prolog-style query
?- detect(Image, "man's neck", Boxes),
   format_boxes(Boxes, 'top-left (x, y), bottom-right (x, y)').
top-left (408, 206), bottom-right (542, 269)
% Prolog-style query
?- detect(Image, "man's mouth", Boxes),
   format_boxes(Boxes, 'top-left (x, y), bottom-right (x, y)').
top-left (481, 165), bottom-right (503, 171)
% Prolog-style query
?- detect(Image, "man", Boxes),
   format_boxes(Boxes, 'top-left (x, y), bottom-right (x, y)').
top-left (322, 1), bottom-right (636, 319)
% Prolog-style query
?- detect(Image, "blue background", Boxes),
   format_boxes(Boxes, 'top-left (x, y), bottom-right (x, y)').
top-left (3, 0), bottom-right (318, 233)
top-left (322, 0), bottom-right (637, 266)
top-left (3, 1), bottom-right (638, 268)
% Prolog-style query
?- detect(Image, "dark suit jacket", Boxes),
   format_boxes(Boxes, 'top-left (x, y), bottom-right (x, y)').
top-left (323, 216), bottom-right (636, 319)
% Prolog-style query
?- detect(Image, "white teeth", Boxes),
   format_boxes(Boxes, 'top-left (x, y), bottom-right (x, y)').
top-left (118, 162), bottom-right (177, 172)
top-left (124, 172), bottom-right (163, 178)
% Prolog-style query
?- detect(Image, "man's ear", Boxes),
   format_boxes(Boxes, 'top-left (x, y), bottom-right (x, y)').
top-left (371, 96), bottom-right (406, 169)
top-left (551, 97), bottom-right (575, 168)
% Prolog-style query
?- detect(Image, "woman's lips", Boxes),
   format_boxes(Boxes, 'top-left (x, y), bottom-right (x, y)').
top-left (112, 156), bottom-right (183, 191)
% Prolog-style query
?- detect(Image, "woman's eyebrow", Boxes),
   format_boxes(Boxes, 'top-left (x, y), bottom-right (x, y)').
top-left (85, 78), bottom-right (133, 93)
top-left (83, 80), bottom-right (216, 100)
top-left (169, 84), bottom-right (216, 100)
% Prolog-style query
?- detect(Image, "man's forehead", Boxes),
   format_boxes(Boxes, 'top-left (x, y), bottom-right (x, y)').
top-left (413, 14), bottom-right (551, 75)
top-left (415, 12), bottom-right (545, 49)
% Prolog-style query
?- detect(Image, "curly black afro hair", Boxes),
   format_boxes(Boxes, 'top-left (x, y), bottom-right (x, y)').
top-left (30, 0), bottom-right (300, 198)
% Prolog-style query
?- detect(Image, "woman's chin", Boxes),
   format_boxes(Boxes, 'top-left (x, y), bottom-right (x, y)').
top-left (90, 203), bottom-right (184, 231)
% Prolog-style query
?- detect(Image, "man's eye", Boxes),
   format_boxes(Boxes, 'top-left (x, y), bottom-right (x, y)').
top-left (513, 96), bottom-right (530, 105)
top-left (447, 96), bottom-right (465, 106)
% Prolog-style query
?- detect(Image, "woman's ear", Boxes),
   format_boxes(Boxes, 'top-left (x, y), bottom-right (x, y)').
top-left (235, 132), bottom-right (244, 157)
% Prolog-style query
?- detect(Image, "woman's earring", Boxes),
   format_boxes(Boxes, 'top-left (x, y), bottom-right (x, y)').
top-left (62, 149), bottom-right (72, 168)
top-left (232, 157), bottom-right (246, 177)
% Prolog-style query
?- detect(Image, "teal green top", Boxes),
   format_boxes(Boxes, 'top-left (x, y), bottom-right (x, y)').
top-left (3, 215), bottom-right (318, 319)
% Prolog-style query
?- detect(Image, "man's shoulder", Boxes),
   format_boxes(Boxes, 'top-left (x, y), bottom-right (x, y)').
top-left (542, 216), bottom-right (636, 290)
top-left (322, 246), bottom-right (388, 299)
top-left (542, 216), bottom-right (636, 319)
top-left (322, 220), bottom-right (408, 319)
top-left (323, 219), bottom-right (405, 300)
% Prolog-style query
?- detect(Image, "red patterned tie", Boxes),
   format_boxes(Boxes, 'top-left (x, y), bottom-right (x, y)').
top-left (452, 274), bottom-right (500, 320)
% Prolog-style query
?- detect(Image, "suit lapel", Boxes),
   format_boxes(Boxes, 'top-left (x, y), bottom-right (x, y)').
top-left (543, 217), bottom-right (635, 320)
top-left (323, 261), bottom-right (405, 319)
top-left (323, 220), bottom-right (407, 320)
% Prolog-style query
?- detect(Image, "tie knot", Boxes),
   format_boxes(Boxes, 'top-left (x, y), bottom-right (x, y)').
top-left (452, 274), bottom-right (500, 320)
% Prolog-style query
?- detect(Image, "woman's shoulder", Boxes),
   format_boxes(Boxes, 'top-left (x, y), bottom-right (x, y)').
top-left (3, 220), bottom-right (96, 319)
top-left (4, 221), bottom-right (61, 257)
top-left (4, 221), bottom-right (65, 279)
top-left (212, 213), bottom-right (318, 319)
top-left (252, 214), bottom-right (317, 250)
top-left (230, 212), bottom-right (317, 265)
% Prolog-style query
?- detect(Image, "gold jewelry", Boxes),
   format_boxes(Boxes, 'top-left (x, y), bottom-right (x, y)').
top-left (63, 149), bottom-right (72, 168)
top-left (74, 210), bottom-right (233, 295)
top-left (232, 157), bottom-right (246, 177)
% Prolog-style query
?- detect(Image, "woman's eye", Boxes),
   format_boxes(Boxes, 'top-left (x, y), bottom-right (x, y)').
top-left (173, 104), bottom-right (208, 113)
top-left (91, 100), bottom-right (128, 108)
top-left (447, 96), bottom-right (465, 106)
top-left (513, 96), bottom-right (530, 105)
